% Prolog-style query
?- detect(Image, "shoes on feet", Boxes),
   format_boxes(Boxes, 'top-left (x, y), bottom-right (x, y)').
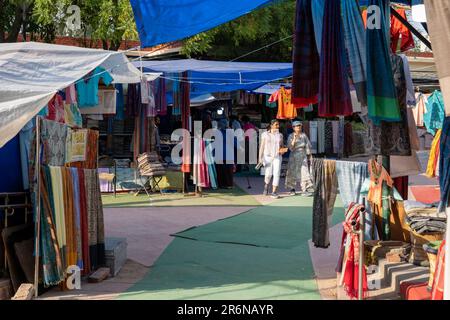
top-left (270, 192), bottom-right (280, 199)
top-left (289, 189), bottom-right (296, 196)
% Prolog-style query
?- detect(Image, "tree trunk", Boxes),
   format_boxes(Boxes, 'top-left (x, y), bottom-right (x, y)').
top-left (6, 7), bottom-right (23, 42)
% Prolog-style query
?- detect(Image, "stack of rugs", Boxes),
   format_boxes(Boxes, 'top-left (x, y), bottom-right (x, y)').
top-left (404, 200), bottom-right (446, 266)
top-left (137, 152), bottom-right (166, 177)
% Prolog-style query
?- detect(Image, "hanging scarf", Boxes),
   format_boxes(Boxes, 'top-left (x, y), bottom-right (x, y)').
top-left (40, 166), bottom-right (65, 287)
top-left (181, 71), bottom-right (191, 173)
top-left (341, 0), bottom-right (367, 106)
top-left (438, 117), bottom-right (450, 212)
top-left (292, 0), bottom-right (320, 107)
top-left (340, 203), bottom-right (369, 299)
top-left (366, 0), bottom-right (401, 124)
top-left (318, 0), bottom-right (353, 117)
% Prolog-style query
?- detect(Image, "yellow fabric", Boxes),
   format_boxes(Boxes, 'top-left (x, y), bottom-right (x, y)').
top-left (49, 166), bottom-right (66, 248)
top-left (426, 129), bottom-right (442, 178)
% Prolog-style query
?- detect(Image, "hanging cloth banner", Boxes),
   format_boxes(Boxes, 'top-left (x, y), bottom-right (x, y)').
top-left (318, 0), bottom-right (353, 117)
top-left (365, 0), bottom-right (401, 124)
top-left (129, 0), bottom-right (275, 47)
top-left (291, 0), bottom-right (320, 107)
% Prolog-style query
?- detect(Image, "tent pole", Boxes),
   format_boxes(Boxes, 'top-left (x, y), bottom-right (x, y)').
top-left (34, 116), bottom-right (41, 298)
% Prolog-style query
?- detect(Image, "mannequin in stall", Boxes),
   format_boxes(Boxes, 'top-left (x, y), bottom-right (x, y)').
top-left (259, 119), bottom-right (287, 199)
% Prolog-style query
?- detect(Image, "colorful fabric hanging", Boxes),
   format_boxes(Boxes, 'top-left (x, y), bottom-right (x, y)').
top-left (366, 0), bottom-right (401, 124)
top-left (340, 203), bottom-right (369, 299)
top-left (426, 129), bottom-right (442, 178)
top-left (66, 129), bottom-right (99, 169)
top-left (181, 71), bottom-right (191, 173)
top-left (40, 166), bottom-right (65, 287)
top-left (390, 8), bottom-right (415, 53)
top-left (84, 169), bottom-right (105, 271)
top-left (318, 0), bottom-right (353, 117)
top-left (341, 0), bottom-right (367, 106)
top-left (292, 0), bottom-right (320, 107)
top-left (424, 91), bottom-right (446, 136)
top-left (311, 0), bottom-right (326, 54)
top-left (269, 87), bottom-right (297, 120)
top-left (205, 141), bottom-right (218, 189)
top-left (172, 74), bottom-right (182, 116)
top-left (41, 118), bottom-right (68, 167)
top-left (368, 159), bottom-right (394, 239)
top-left (438, 117), bottom-right (450, 212)
top-left (367, 55), bottom-right (412, 156)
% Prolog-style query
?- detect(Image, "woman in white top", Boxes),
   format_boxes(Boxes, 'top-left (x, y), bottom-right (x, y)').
top-left (259, 119), bottom-right (286, 198)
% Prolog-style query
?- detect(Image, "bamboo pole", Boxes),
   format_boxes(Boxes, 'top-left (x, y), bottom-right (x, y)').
top-left (33, 116), bottom-right (41, 298)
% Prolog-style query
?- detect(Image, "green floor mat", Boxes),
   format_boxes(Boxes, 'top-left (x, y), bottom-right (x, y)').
top-left (102, 185), bottom-right (261, 208)
top-left (118, 238), bottom-right (321, 300)
top-left (173, 196), bottom-right (344, 249)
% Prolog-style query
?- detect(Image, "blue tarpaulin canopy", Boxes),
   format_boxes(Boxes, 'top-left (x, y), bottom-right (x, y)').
top-left (135, 59), bottom-right (292, 94)
top-left (129, 0), bottom-right (275, 48)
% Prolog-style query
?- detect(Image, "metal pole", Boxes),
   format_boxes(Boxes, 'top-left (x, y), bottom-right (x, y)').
top-left (358, 202), bottom-right (366, 301)
top-left (34, 116), bottom-right (41, 298)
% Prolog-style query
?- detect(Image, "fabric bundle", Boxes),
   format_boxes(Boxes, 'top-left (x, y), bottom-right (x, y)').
top-left (438, 117), bottom-right (450, 212)
top-left (341, 0), bottom-right (367, 106)
top-left (137, 152), bottom-right (166, 176)
top-left (338, 203), bottom-right (369, 299)
top-left (404, 201), bottom-right (446, 234)
top-left (366, 0), bottom-right (401, 124)
top-left (291, 0), bottom-right (320, 107)
top-left (318, 0), bottom-right (353, 117)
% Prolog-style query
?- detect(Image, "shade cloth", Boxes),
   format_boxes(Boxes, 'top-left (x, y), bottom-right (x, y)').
top-left (133, 59), bottom-right (292, 94)
top-left (129, 0), bottom-right (275, 47)
top-left (0, 42), bottom-right (150, 148)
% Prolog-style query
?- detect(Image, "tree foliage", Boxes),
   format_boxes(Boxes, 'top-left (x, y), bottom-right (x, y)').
top-left (181, 0), bottom-right (296, 62)
top-left (1, 0), bottom-right (138, 50)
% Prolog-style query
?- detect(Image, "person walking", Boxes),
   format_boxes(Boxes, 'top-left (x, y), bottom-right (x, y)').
top-left (285, 121), bottom-right (314, 196)
top-left (259, 119), bottom-right (286, 198)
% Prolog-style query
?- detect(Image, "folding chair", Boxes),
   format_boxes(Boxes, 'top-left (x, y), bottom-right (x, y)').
top-left (135, 152), bottom-right (166, 197)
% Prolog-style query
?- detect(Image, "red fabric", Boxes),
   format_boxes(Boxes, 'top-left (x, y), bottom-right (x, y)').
top-left (292, 96), bottom-right (318, 108)
top-left (341, 203), bottom-right (369, 299)
top-left (393, 176), bottom-right (409, 200)
top-left (362, 9), bottom-right (415, 53)
top-left (390, 9), bottom-right (415, 53)
top-left (431, 240), bottom-right (445, 300)
top-left (410, 186), bottom-right (441, 204)
top-left (400, 281), bottom-right (431, 300)
top-left (46, 94), bottom-right (65, 123)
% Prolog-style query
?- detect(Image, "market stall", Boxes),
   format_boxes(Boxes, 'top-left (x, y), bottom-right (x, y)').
top-left (0, 42), bottom-right (152, 297)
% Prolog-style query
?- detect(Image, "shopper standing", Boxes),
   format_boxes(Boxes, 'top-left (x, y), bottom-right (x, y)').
top-left (259, 119), bottom-right (286, 198)
top-left (285, 121), bottom-right (314, 196)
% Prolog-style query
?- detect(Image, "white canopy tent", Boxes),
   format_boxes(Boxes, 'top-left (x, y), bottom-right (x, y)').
top-left (0, 42), bottom-right (159, 148)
